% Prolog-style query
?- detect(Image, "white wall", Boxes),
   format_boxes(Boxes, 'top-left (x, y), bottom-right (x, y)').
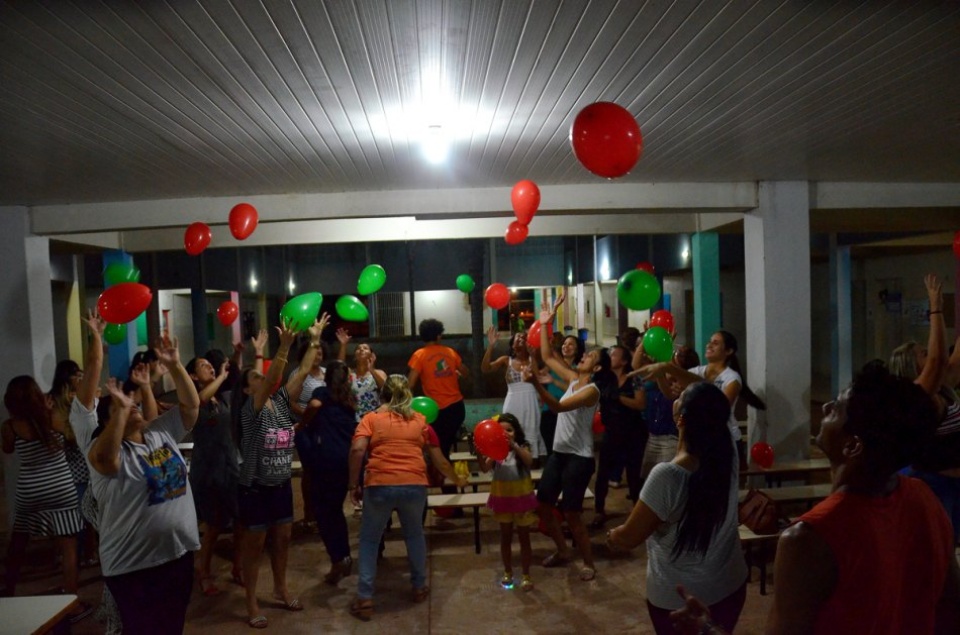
top-left (411, 290), bottom-right (473, 335)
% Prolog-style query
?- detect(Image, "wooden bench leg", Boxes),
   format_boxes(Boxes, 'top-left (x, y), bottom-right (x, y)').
top-left (759, 541), bottom-right (768, 595)
top-left (473, 507), bottom-right (481, 554)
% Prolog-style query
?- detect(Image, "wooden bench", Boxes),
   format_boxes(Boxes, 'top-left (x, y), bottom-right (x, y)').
top-left (427, 488), bottom-right (594, 554)
top-left (739, 483), bottom-right (833, 506)
top-left (738, 525), bottom-right (781, 595)
top-left (741, 458), bottom-right (830, 486)
top-left (439, 469), bottom-right (544, 492)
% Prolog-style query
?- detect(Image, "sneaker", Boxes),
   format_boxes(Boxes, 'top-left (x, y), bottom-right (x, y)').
top-left (608, 480), bottom-right (623, 489)
top-left (520, 575), bottom-right (534, 592)
top-left (500, 571), bottom-right (514, 589)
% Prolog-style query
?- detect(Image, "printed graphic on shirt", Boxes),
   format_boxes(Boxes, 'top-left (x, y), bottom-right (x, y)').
top-left (433, 358), bottom-right (454, 377)
top-left (261, 427), bottom-right (294, 478)
top-left (137, 444), bottom-right (188, 506)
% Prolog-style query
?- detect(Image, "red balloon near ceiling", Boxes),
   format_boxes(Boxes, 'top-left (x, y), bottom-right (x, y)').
top-left (229, 203), bottom-right (259, 240)
top-left (511, 180), bottom-right (541, 225)
top-left (953, 230), bottom-right (960, 259)
top-left (473, 419), bottom-right (509, 461)
top-left (649, 309), bottom-right (674, 333)
top-left (504, 221), bottom-right (529, 245)
top-left (636, 261), bottom-right (655, 274)
top-left (484, 283), bottom-right (510, 310)
top-left (97, 283), bottom-right (153, 324)
top-left (184, 222), bottom-right (212, 256)
top-left (217, 300), bottom-right (239, 326)
top-left (570, 101), bottom-right (643, 179)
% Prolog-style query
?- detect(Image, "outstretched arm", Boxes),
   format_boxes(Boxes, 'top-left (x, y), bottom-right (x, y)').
top-left (78, 311), bottom-right (106, 410)
top-left (129, 363), bottom-right (158, 421)
top-left (539, 294), bottom-right (576, 381)
top-left (198, 361), bottom-right (230, 403)
top-left (285, 313), bottom-right (330, 398)
top-left (916, 274), bottom-right (947, 397)
top-left (336, 328), bottom-right (350, 362)
top-left (88, 378), bottom-right (133, 476)
top-left (155, 336), bottom-right (200, 430)
top-left (481, 326), bottom-right (509, 373)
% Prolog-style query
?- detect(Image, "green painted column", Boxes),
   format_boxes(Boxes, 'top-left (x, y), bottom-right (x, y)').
top-left (692, 232), bottom-right (720, 357)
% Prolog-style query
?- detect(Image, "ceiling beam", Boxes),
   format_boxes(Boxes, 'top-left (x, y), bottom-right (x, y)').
top-left (812, 182), bottom-right (960, 209)
top-left (30, 182), bottom-right (757, 235)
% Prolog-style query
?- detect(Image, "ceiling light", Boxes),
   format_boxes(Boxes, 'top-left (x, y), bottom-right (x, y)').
top-left (288, 279), bottom-right (296, 294)
top-left (681, 247), bottom-right (690, 261)
top-left (422, 125), bottom-right (448, 164)
top-left (250, 274), bottom-right (258, 291)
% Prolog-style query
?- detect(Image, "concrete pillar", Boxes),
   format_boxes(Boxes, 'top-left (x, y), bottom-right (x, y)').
top-left (829, 234), bottom-right (853, 396)
top-left (191, 288), bottom-right (209, 357)
top-left (0, 207), bottom-right (56, 527)
top-left (692, 232), bottom-right (721, 357)
top-left (744, 182), bottom-right (812, 461)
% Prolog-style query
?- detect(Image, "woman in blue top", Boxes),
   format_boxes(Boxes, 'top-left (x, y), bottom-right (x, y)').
top-left (296, 359), bottom-right (357, 585)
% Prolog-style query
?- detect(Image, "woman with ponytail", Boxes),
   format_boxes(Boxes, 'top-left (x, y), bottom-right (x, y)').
top-left (347, 374), bottom-right (466, 620)
top-left (606, 382), bottom-right (747, 634)
top-left (636, 330), bottom-right (764, 441)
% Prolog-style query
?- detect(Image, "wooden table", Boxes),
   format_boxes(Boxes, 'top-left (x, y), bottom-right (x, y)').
top-left (741, 458), bottom-right (830, 486)
top-left (0, 594), bottom-right (79, 635)
top-left (449, 451), bottom-right (478, 463)
top-left (440, 469), bottom-right (544, 492)
top-left (427, 488), bottom-right (594, 554)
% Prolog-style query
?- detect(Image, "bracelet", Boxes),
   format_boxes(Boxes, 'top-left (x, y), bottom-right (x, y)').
top-left (929, 310), bottom-right (943, 315)
top-left (309, 341), bottom-right (320, 349)
top-left (255, 354), bottom-right (264, 359)
top-left (274, 356), bottom-right (288, 364)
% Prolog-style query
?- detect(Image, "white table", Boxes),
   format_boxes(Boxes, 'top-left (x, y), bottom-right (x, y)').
top-left (0, 594), bottom-right (79, 635)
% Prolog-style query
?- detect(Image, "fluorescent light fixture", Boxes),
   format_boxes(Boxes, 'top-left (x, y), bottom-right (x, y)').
top-left (288, 279), bottom-right (296, 294)
top-left (422, 125), bottom-right (448, 164)
top-left (600, 258), bottom-right (611, 281)
top-left (250, 274), bottom-right (258, 291)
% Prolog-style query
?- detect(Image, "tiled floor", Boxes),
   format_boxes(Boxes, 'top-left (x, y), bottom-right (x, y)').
top-left (4, 478), bottom-right (778, 634)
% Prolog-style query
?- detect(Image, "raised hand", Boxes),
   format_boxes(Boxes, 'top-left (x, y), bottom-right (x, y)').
top-left (232, 340), bottom-right (245, 356)
top-left (276, 320), bottom-right (298, 347)
top-left (309, 312), bottom-right (331, 340)
top-left (336, 328), bottom-right (351, 345)
top-left (84, 310), bottom-right (106, 336)
top-left (154, 335), bottom-right (181, 368)
top-left (924, 273), bottom-right (943, 310)
top-left (251, 328), bottom-right (268, 353)
top-left (104, 378), bottom-right (135, 410)
top-left (218, 360), bottom-right (230, 378)
top-left (551, 291), bottom-right (566, 313)
top-left (486, 325), bottom-right (498, 348)
top-left (129, 363), bottom-right (150, 388)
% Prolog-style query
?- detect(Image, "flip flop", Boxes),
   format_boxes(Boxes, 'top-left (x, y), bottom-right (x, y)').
top-left (248, 616), bottom-right (268, 629)
top-left (272, 595), bottom-right (304, 611)
top-left (542, 552), bottom-right (570, 568)
top-left (579, 566), bottom-right (597, 581)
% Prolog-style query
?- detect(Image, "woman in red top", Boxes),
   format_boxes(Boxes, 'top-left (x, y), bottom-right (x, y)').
top-left (347, 374), bottom-right (465, 620)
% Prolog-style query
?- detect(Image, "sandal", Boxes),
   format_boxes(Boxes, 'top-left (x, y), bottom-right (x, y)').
top-left (542, 551), bottom-right (570, 568)
top-left (412, 586), bottom-right (430, 603)
top-left (579, 566), bottom-right (596, 581)
top-left (349, 597), bottom-right (374, 621)
top-left (520, 575), bottom-right (534, 592)
top-left (248, 616), bottom-right (268, 629)
top-left (195, 571), bottom-right (221, 597)
top-left (272, 594), bottom-right (304, 611)
top-left (500, 571), bottom-right (514, 589)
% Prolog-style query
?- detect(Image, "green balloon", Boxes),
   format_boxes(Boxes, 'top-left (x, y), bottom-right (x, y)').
top-left (411, 396), bottom-right (440, 424)
top-left (103, 262), bottom-right (141, 286)
top-left (456, 274), bottom-right (475, 293)
top-left (617, 269), bottom-right (661, 311)
top-left (357, 264), bottom-right (386, 296)
top-left (642, 326), bottom-right (674, 362)
top-left (280, 292), bottom-right (322, 332)
top-left (335, 295), bottom-right (369, 322)
top-left (104, 322), bottom-right (127, 345)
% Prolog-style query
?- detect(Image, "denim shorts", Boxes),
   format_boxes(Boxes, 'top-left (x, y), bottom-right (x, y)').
top-left (536, 452), bottom-right (595, 512)
top-left (238, 480), bottom-right (293, 531)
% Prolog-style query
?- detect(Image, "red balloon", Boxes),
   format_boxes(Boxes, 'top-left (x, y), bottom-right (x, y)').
top-left (184, 222), bottom-right (212, 256)
top-left (527, 320), bottom-right (554, 348)
top-left (750, 442), bottom-right (775, 469)
top-left (484, 283), bottom-right (510, 310)
top-left (649, 310), bottom-right (674, 333)
top-left (504, 221), bottom-right (529, 245)
top-left (570, 102), bottom-right (643, 178)
top-left (229, 203), bottom-right (259, 240)
top-left (636, 261), bottom-right (655, 274)
top-left (473, 419), bottom-right (509, 461)
top-left (592, 410), bottom-right (604, 435)
top-left (511, 180), bottom-right (541, 225)
top-left (953, 230), bottom-right (960, 259)
top-left (97, 283), bottom-right (153, 324)
top-left (217, 301), bottom-right (239, 326)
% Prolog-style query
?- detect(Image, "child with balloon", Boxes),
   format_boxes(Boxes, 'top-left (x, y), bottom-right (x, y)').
top-left (476, 413), bottom-right (538, 591)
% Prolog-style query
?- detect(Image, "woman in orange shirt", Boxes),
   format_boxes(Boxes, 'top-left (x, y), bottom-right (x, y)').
top-left (347, 374), bottom-right (465, 620)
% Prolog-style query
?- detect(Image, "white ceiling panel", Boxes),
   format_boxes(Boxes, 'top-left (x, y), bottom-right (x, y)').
top-left (0, 0), bottom-right (956, 209)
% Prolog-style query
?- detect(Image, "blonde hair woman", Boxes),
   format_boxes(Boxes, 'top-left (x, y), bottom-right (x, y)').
top-left (347, 374), bottom-right (465, 620)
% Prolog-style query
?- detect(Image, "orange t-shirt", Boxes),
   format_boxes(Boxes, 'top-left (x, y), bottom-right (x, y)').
top-left (353, 410), bottom-right (431, 487)
top-left (407, 344), bottom-right (463, 409)
top-left (797, 476), bottom-right (953, 635)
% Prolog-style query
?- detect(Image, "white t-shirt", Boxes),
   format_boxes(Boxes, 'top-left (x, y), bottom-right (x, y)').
top-left (690, 365), bottom-right (742, 440)
top-left (639, 451), bottom-right (747, 609)
top-left (552, 381), bottom-right (598, 458)
top-left (81, 406), bottom-right (200, 577)
top-left (69, 397), bottom-right (99, 454)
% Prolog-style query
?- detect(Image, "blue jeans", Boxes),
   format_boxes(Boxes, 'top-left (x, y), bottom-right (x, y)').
top-left (357, 485), bottom-right (428, 599)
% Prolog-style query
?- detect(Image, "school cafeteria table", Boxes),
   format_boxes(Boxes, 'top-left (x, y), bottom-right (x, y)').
top-left (0, 594), bottom-right (79, 635)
